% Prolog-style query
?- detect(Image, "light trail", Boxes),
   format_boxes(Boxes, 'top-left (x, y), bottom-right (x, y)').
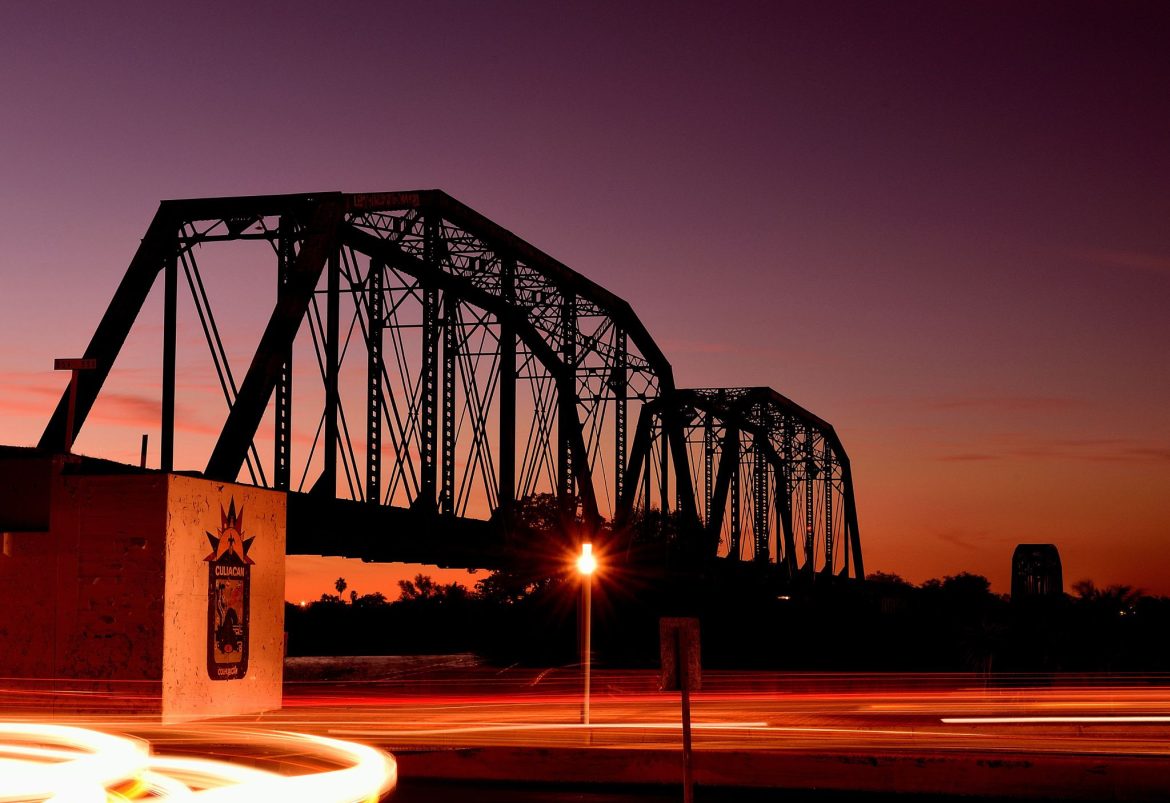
top-left (330, 720), bottom-right (770, 737)
top-left (7, 669), bottom-right (1170, 799)
top-left (942, 716), bottom-right (1170, 724)
top-left (260, 669), bottom-right (1170, 762)
top-left (0, 722), bottom-right (396, 802)
top-left (331, 722), bottom-right (972, 740)
top-left (0, 723), bottom-right (149, 802)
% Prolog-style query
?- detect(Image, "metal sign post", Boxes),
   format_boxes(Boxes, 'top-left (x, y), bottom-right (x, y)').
top-left (660, 617), bottom-right (700, 803)
top-left (54, 358), bottom-right (97, 454)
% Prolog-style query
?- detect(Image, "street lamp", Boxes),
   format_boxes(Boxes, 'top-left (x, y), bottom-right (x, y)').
top-left (577, 542), bottom-right (596, 725)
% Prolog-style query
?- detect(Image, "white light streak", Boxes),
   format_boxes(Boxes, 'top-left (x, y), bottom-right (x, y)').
top-left (0, 722), bottom-right (396, 802)
top-left (0, 723), bottom-right (148, 803)
top-left (942, 715), bottom-right (1170, 724)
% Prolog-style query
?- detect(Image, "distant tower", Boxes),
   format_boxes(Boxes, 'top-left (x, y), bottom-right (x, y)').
top-left (1011, 544), bottom-right (1063, 601)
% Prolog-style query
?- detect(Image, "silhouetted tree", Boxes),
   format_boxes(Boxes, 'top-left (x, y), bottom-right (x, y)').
top-left (617, 506), bottom-right (695, 565)
top-left (283, 514), bottom-right (1170, 670)
top-left (1073, 579), bottom-right (1141, 613)
top-left (398, 574), bottom-right (469, 603)
top-left (865, 572), bottom-right (913, 588)
top-left (940, 572), bottom-right (993, 596)
top-left (352, 591), bottom-right (388, 608)
top-left (473, 569), bottom-right (557, 606)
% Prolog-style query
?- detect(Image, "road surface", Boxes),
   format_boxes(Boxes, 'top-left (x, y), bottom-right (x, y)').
top-left (4, 663), bottom-right (1170, 799)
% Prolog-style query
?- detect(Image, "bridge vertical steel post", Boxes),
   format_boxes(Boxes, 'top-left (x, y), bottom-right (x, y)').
top-left (666, 407), bottom-right (700, 535)
top-left (843, 460), bottom-right (864, 578)
top-left (843, 504), bottom-right (850, 576)
top-left (729, 435), bottom-right (741, 558)
top-left (703, 417), bottom-right (714, 527)
top-left (319, 248), bottom-right (340, 496)
top-left (780, 417), bottom-right (797, 576)
top-left (441, 290), bottom-right (457, 515)
top-left (418, 215), bottom-right (439, 512)
top-left (498, 257), bottom-right (517, 523)
top-left (367, 258), bottom-right (384, 504)
top-left (776, 468), bottom-right (795, 576)
top-left (753, 431), bottom-right (769, 562)
top-left (762, 449), bottom-right (790, 575)
top-left (753, 437), bottom-right (787, 563)
top-left (706, 426), bottom-right (739, 557)
top-left (642, 424), bottom-right (652, 512)
top-left (616, 402), bottom-right (653, 528)
top-left (613, 332), bottom-right (627, 508)
top-left (824, 448), bottom-right (834, 574)
top-left (568, 407), bottom-right (600, 533)
top-left (274, 217), bottom-right (294, 491)
top-left (558, 294), bottom-right (577, 515)
top-left (161, 249), bottom-right (177, 472)
top-left (804, 433), bottom-right (816, 580)
top-left (659, 419), bottom-right (670, 514)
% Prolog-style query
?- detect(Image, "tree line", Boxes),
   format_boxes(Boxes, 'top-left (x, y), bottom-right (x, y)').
top-left (286, 567), bottom-right (1170, 672)
top-left (285, 496), bottom-right (1170, 671)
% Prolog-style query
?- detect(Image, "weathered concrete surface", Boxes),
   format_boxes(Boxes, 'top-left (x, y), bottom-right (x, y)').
top-left (0, 459), bottom-right (285, 721)
top-left (162, 475), bottom-right (285, 722)
top-left (0, 469), bottom-right (168, 684)
top-left (393, 747), bottom-right (1170, 801)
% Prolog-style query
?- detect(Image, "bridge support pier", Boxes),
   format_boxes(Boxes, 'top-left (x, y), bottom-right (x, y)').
top-left (0, 452), bottom-right (286, 722)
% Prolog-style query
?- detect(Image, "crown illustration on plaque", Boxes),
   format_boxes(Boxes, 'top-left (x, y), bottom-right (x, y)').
top-left (204, 499), bottom-right (256, 564)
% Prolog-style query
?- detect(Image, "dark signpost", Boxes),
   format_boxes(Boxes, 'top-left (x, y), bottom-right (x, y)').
top-left (53, 358), bottom-right (97, 454)
top-left (660, 617), bottom-right (700, 803)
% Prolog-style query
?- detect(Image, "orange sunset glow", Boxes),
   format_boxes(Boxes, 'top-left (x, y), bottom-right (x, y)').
top-left (0, 3), bottom-right (1167, 603)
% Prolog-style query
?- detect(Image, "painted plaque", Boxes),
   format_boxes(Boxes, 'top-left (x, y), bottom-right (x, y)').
top-left (205, 499), bottom-right (254, 680)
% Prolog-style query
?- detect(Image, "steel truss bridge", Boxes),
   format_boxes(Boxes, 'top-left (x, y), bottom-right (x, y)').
top-left (38, 191), bottom-right (862, 581)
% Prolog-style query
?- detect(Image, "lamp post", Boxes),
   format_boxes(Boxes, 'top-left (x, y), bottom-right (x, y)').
top-left (577, 542), bottom-right (596, 725)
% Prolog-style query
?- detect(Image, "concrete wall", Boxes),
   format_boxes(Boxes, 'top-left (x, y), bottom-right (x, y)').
top-left (0, 471), bottom-right (168, 684)
top-left (0, 464), bottom-right (286, 721)
top-left (161, 475), bottom-right (285, 722)
top-left (0, 454), bottom-right (53, 531)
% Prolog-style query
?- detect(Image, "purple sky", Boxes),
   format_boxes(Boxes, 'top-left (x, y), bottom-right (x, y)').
top-left (2, 1), bottom-right (1168, 599)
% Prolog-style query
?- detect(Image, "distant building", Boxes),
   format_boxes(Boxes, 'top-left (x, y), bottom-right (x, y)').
top-left (1011, 544), bottom-right (1063, 601)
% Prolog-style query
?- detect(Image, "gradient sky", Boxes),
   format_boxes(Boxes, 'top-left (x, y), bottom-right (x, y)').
top-left (2, 1), bottom-right (1168, 600)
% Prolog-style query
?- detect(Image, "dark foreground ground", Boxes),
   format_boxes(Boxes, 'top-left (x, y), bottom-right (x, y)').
top-left (387, 780), bottom-right (1092, 802)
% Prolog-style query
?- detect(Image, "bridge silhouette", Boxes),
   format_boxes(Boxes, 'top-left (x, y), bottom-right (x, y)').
top-left (37, 191), bottom-right (862, 581)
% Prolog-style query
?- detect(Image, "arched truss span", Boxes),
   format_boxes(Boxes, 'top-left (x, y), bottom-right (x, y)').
top-left (38, 192), bottom-right (694, 540)
top-left (668, 387), bottom-right (864, 580)
top-left (36, 192), bottom-right (857, 577)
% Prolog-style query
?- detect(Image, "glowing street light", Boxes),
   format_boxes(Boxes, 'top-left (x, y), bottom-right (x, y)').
top-left (577, 542), bottom-right (597, 575)
top-left (577, 542), bottom-right (596, 725)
